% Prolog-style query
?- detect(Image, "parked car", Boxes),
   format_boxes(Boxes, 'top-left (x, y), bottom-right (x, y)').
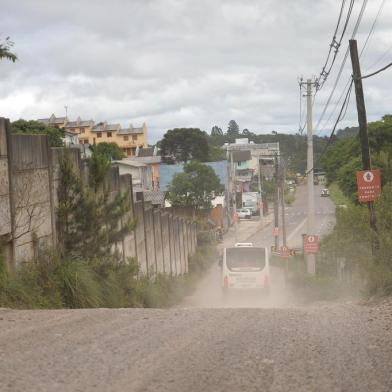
top-left (236, 208), bottom-right (252, 219)
top-left (320, 188), bottom-right (330, 197)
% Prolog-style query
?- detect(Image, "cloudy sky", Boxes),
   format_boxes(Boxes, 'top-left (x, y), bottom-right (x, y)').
top-left (1, 0), bottom-right (392, 143)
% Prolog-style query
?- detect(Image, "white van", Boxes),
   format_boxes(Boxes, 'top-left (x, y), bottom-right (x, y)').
top-left (221, 244), bottom-right (270, 291)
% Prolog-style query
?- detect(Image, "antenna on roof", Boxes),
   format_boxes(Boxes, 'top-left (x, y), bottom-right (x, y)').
top-left (64, 105), bottom-right (68, 118)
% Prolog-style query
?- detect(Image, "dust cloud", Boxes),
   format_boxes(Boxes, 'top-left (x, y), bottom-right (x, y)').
top-left (180, 263), bottom-right (294, 309)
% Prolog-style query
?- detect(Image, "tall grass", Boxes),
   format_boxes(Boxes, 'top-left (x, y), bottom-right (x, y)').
top-left (0, 243), bottom-right (218, 309)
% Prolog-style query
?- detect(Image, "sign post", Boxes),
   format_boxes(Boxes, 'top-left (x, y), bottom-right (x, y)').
top-left (304, 235), bottom-right (320, 254)
top-left (356, 169), bottom-right (381, 203)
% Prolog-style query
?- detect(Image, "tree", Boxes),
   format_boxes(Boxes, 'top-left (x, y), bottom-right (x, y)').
top-left (57, 151), bottom-right (135, 260)
top-left (92, 142), bottom-right (124, 160)
top-left (10, 119), bottom-right (64, 147)
top-left (211, 126), bottom-right (223, 136)
top-left (160, 128), bottom-right (209, 162)
top-left (0, 37), bottom-right (17, 62)
top-left (167, 161), bottom-right (223, 210)
top-left (242, 128), bottom-right (250, 135)
top-left (227, 120), bottom-right (240, 136)
top-left (208, 145), bottom-right (226, 162)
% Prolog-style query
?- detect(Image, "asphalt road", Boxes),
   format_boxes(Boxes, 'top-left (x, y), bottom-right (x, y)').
top-left (2, 185), bottom-right (392, 392)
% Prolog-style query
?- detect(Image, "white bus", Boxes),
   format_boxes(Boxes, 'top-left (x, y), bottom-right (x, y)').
top-left (221, 243), bottom-right (270, 292)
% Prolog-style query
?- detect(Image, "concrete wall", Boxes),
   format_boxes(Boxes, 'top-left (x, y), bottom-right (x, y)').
top-left (0, 118), bottom-right (197, 276)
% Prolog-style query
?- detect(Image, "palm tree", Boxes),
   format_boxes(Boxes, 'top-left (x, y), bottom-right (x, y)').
top-left (0, 37), bottom-right (17, 62)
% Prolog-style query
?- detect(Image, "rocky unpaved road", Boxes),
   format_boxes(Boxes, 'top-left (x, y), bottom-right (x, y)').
top-left (1, 300), bottom-right (392, 392)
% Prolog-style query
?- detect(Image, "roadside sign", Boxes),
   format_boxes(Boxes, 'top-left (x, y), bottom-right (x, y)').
top-left (356, 169), bottom-right (381, 202)
top-left (280, 245), bottom-right (290, 258)
top-left (304, 235), bottom-right (320, 254)
top-left (272, 227), bottom-right (279, 237)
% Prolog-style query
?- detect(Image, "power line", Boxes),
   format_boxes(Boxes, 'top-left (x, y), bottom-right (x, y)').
top-left (361, 61), bottom-right (392, 79)
top-left (314, 0), bottom-right (368, 134)
top-left (359, 0), bottom-right (387, 57)
top-left (366, 43), bottom-right (392, 71)
top-left (316, 0), bottom-right (356, 92)
top-left (307, 79), bottom-right (354, 175)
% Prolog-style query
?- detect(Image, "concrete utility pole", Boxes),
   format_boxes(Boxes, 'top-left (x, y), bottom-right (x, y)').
top-left (349, 39), bottom-right (377, 233)
top-left (273, 153), bottom-right (279, 250)
top-left (280, 159), bottom-right (287, 247)
top-left (306, 79), bottom-right (316, 275)
top-left (230, 148), bottom-right (238, 242)
top-left (257, 158), bottom-right (263, 221)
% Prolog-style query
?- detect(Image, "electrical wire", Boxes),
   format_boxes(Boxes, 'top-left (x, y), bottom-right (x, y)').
top-left (316, 0), bottom-right (355, 92)
top-left (319, 76), bottom-right (352, 132)
top-left (361, 61), bottom-right (392, 79)
top-left (359, 0), bottom-right (387, 57)
top-left (366, 43), bottom-right (392, 71)
top-left (306, 79), bottom-right (354, 175)
top-left (314, 0), bottom-right (368, 134)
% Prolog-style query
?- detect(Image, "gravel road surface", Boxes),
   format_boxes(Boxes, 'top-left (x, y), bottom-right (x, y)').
top-left (1, 301), bottom-right (392, 392)
top-left (2, 186), bottom-right (391, 391)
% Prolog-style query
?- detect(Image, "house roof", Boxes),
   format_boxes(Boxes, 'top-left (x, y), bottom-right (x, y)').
top-left (106, 123), bottom-right (121, 131)
top-left (113, 160), bottom-right (147, 168)
top-left (118, 127), bottom-right (144, 135)
top-left (130, 156), bottom-right (161, 164)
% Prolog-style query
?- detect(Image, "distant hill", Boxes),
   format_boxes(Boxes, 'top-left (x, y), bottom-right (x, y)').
top-left (336, 126), bottom-right (358, 139)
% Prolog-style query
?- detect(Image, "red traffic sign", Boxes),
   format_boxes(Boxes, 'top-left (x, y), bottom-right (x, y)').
top-left (304, 235), bottom-right (320, 254)
top-left (280, 245), bottom-right (290, 258)
top-left (272, 227), bottom-right (279, 237)
top-left (356, 169), bottom-right (381, 202)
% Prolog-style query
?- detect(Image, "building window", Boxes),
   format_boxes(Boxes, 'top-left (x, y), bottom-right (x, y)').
top-left (80, 128), bottom-right (85, 134)
top-left (97, 132), bottom-right (102, 138)
top-left (123, 135), bottom-right (129, 141)
top-left (84, 139), bottom-right (89, 145)
top-left (132, 135), bottom-right (137, 141)
top-left (107, 132), bottom-right (112, 137)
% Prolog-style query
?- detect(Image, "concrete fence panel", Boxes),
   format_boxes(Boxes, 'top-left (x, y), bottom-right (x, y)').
top-left (160, 212), bottom-right (172, 275)
top-left (134, 200), bottom-right (148, 274)
top-left (153, 209), bottom-right (165, 274)
top-left (144, 203), bottom-right (157, 276)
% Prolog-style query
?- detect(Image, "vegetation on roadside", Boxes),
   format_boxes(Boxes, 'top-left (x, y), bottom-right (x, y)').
top-left (10, 119), bottom-right (64, 147)
top-left (319, 115), bottom-right (392, 298)
top-left (328, 182), bottom-right (352, 207)
top-left (1, 149), bottom-right (218, 309)
top-left (0, 242), bottom-right (218, 309)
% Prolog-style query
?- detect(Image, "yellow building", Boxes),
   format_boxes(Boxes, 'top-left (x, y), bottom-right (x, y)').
top-left (38, 114), bottom-right (148, 157)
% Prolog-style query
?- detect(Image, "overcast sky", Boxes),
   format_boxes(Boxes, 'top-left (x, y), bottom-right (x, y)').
top-left (1, 0), bottom-right (392, 143)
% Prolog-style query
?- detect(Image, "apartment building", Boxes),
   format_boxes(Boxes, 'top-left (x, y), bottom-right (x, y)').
top-left (38, 114), bottom-right (148, 157)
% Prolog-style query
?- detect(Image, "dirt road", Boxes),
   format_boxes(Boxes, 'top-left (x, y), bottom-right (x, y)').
top-left (1, 300), bottom-right (392, 391)
top-left (2, 187), bottom-right (392, 391)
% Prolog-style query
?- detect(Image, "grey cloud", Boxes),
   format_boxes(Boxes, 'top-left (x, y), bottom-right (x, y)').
top-left (1, 0), bottom-right (392, 143)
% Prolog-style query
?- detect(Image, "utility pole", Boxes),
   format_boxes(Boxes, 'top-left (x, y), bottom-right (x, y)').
top-left (257, 158), bottom-right (263, 221)
top-left (349, 39), bottom-right (377, 233)
top-left (229, 147), bottom-right (238, 242)
top-left (280, 158), bottom-right (289, 280)
top-left (273, 153), bottom-right (279, 250)
top-left (280, 158), bottom-right (287, 247)
top-left (306, 79), bottom-right (316, 275)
